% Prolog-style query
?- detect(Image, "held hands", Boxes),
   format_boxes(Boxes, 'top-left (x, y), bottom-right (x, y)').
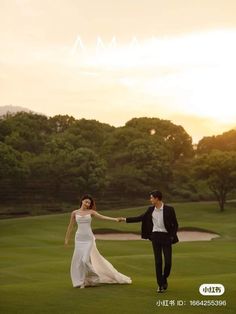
top-left (116, 217), bottom-right (126, 222)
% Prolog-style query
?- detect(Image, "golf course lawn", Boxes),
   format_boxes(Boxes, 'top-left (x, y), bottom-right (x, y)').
top-left (0, 201), bottom-right (235, 314)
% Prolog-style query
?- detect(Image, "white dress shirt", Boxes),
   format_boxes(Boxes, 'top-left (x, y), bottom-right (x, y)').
top-left (152, 203), bottom-right (167, 232)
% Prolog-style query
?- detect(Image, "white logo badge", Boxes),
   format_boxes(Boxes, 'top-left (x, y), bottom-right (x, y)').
top-left (199, 284), bottom-right (225, 296)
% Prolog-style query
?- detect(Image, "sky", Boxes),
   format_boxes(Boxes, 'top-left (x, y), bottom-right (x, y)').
top-left (1, 0), bottom-right (236, 143)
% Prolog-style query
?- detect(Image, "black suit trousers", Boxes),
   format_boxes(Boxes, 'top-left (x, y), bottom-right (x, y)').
top-left (151, 231), bottom-right (172, 287)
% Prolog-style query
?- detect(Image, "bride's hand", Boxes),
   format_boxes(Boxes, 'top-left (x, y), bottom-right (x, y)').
top-left (64, 240), bottom-right (69, 247)
top-left (117, 217), bottom-right (125, 222)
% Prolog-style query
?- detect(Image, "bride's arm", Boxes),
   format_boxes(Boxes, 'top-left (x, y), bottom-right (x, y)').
top-left (64, 211), bottom-right (76, 245)
top-left (91, 210), bottom-right (118, 222)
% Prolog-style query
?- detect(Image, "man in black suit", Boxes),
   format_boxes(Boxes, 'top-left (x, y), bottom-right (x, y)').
top-left (119, 190), bottom-right (179, 293)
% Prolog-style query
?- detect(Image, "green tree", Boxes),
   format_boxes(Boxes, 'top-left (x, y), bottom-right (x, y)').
top-left (61, 147), bottom-right (108, 197)
top-left (194, 150), bottom-right (236, 211)
top-left (0, 142), bottom-right (28, 178)
top-left (108, 138), bottom-right (172, 197)
top-left (46, 118), bottom-right (115, 154)
top-left (126, 117), bottom-right (194, 160)
top-left (0, 142), bottom-right (29, 200)
top-left (48, 114), bottom-right (76, 133)
top-left (67, 118), bottom-right (115, 153)
top-left (2, 112), bottom-right (51, 153)
top-left (197, 129), bottom-right (236, 154)
top-left (171, 157), bottom-right (199, 201)
top-left (24, 147), bottom-right (108, 201)
top-left (102, 126), bottom-right (145, 166)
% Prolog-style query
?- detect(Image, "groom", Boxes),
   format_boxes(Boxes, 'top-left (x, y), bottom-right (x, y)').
top-left (119, 190), bottom-right (179, 293)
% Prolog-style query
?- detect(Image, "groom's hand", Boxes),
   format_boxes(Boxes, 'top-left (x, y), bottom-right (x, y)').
top-left (117, 217), bottom-right (126, 222)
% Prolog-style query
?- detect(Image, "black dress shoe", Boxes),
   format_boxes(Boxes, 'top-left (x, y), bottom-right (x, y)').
top-left (162, 282), bottom-right (168, 290)
top-left (157, 286), bottom-right (164, 293)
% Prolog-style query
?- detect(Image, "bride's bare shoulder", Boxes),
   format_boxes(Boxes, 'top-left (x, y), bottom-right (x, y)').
top-left (72, 209), bottom-right (79, 215)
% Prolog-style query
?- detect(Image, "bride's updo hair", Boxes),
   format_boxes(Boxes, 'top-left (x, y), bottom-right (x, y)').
top-left (80, 194), bottom-right (97, 211)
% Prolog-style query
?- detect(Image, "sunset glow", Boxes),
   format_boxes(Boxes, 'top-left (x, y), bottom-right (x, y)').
top-left (1, 1), bottom-right (236, 143)
top-left (69, 30), bottom-right (236, 125)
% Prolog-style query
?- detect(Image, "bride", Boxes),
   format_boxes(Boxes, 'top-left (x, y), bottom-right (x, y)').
top-left (64, 194), bottom-right (132, 288)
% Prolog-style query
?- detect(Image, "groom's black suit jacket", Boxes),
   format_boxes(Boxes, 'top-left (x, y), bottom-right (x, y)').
top-left (126, 205), bottom-right (179, 244)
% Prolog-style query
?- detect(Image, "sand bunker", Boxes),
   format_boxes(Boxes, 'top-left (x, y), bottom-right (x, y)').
top-left (177, 231), bottom-right (220, 242)
top-left (95, 231), bottom-right (220, 241)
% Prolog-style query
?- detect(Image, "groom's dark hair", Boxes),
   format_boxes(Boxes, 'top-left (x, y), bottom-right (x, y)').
top-left (150, 190), bottom-right (162, 200)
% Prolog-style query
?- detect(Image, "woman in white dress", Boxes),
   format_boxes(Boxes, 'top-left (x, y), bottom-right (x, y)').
top-left (64, 194), bottom-right (132, 288)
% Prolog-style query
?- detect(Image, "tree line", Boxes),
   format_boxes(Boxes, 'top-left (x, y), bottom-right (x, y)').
top-left (0, 112), bottom-right (236, 211)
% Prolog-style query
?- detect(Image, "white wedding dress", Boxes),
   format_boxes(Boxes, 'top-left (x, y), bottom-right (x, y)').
top-left (70, 213), bottom-right (132, 287)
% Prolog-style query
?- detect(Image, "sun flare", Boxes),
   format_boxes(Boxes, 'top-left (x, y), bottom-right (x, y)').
top-left (70, 29), bottom-right (236, 124)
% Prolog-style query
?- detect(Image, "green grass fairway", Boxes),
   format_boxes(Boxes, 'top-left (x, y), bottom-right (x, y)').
top-left (1, 202), bottom-right (236, 314)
